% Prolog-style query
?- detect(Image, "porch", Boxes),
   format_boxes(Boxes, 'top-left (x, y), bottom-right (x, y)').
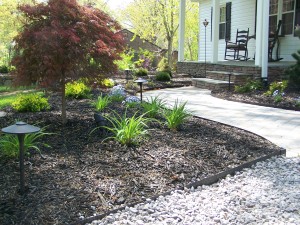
top-left (177, 60), bottom-right (294, 90)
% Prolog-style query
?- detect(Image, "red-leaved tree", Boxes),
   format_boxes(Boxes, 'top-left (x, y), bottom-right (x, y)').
top-left (12, 0), bottom-right (124, 124)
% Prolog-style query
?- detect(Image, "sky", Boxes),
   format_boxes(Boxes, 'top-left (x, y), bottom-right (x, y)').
top-left (107, 0), bottom-right (133, 10)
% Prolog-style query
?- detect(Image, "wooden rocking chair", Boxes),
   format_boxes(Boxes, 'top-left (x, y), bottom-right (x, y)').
top-left (225, 28), bottom-right (249, 61)
top-left (268, 20), bottom-right (282, 62)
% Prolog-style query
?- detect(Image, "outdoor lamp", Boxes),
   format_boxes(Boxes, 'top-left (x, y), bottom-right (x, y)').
top-left (2, 121), bottom-right (40, 195)
top-left (134, 77), bottom-right (147, 103)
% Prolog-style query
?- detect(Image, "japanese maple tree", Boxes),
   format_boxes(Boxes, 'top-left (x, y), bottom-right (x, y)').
top-left (12, 0), bottom-right (124, 124)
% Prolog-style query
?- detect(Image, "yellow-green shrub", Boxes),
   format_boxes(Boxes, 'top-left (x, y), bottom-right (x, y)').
top-left (65, 80), bottom-right (91, 99)
top-left (12, 93), bottom-right (50, 112)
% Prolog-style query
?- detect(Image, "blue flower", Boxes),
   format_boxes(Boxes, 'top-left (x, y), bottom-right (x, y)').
top-left (124, 96), bottom-right (140, 103)
top-left (272, 90), bottom-right (279, 97)
top-left (109, 85), bottom-right (126, 97)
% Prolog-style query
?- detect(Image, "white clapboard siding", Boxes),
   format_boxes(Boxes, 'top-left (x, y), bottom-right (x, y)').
top-left (197, 0), bottom-right (298, 62)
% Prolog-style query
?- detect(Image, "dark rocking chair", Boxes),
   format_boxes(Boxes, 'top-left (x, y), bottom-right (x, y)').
top-left (225, 28), bottom-right (250, 61)
top-left (268, 20), bottom-right (282, 62)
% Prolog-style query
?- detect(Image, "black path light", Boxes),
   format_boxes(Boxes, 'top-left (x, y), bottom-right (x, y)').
top-left (134, 77), bottom-right (148, 103)
top-left (1, 121), bottom-right (40, 195)
top-left (203, 19), bottom-right (209, 77)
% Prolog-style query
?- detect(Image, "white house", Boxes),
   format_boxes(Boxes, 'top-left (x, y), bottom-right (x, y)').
top-left (178, 0), bottom-right (300, 79)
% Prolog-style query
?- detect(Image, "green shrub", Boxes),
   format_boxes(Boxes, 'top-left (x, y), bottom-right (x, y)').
top-left (274, 94), bottom-right (283, 103)
top-left (0, 65), bottom-right (9, 73)
top-left (157, 57), bottom-right (172, 77)
top-left (285, 49), bottom-right (300, 88)
top-left (0, 125), bottom-right (52, 159)
top-left (102, 111), bottom-right (154, 146)
top-left (156, 71), bottom-right (171, 81)
top-left (12, 93), bottom-right (50, 112)
top-left (234, 79), bottom-right (263, 93)
top-left (163, 100), bottom-right (191, 131)
top-left (93, 94), bottom-right (111, 112)
top-left (134, 68), bottom-right (148, 77)
top-left (265, 80), bottom-right (288, 96)
top-left (65, 80), bottom-right (91, 99)
top-left (142, 96), bottom-right (166, 118)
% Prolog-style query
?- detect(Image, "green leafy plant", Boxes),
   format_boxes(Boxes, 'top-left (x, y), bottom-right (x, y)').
top-left (156, 71), bottom-right (171, 81)
top-left (12, 93), bottom-right (50, 112)
top-left (93, 94), bottom-right (111, 112)
top-left (274, 94), bottom-right (283, 103)
top-left (134, 68), bottom-right (148, 77)
top-left (115, 48), bottom-right (135, 70)
top-left (163, 100), bottom-right (191, 131)
top-left (234, 79), bottom-right (263, 93)
top-left (102, 111), bottom-right (153, 146)
top-left (0, 125), bottom-right (52, 159)
top-left (0, 65), bottom-right (9, 73)
top-left (65, 80), bottom-right (91, 99)
top-left (142, 96), bottom-right (166, 118)
top-left (285, 49), bottom-right (300, 88)
top-left (265, 80), bottom-right (288, 96)
top-left (158, 57), bottom-right (172, 77)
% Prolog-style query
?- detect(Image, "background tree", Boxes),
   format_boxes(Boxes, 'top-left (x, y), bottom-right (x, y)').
top-left (121, 0), bottom-right (198, 66)
top-left (12, 0), bottom-right (124, 124)
top-left (0, 0), bottom-right (34, 66)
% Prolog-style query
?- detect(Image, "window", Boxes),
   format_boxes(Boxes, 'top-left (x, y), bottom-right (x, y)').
top-left (219, 6), bottom-right (226, 39)
top-left (269, 0), bottom-right (296, 35)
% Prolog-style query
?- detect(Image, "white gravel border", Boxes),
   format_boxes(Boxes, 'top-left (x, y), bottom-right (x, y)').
top-left (88, 156), bottom-right (300, 225)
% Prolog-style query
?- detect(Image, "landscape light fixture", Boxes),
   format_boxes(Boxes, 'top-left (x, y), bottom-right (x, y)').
top-left (134, 77), bottom-right (147, 103)
top-left (1, 121), bottom-right (40, 195)
top-left (203, 19), bottom-right (209, 77)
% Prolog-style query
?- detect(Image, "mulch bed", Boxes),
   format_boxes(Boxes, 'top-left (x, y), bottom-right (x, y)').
top-left (212, 90), bottom-right (300, 111)
top-left (0, 85), bottom-right (282, 225)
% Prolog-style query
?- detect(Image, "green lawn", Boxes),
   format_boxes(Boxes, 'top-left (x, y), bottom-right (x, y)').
top-left (0, 85), bottom-right (37, 93)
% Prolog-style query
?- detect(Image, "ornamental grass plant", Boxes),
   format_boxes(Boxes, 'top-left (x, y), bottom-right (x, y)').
top-left (102, 110), bottom-right (154, 146)
top-left (141, 96), bottom-right (166, 118)
top-left (0, 125), bottom-right (52, 159)
top-left (163, 100), bottom-right (192, 131)
top-left (93, 94), bottom-right (111, 112)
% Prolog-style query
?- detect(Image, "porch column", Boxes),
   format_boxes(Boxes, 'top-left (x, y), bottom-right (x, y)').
top-left (261, 0), bottom-right (270, 79)
top-left (178, 0), bottom-right (186, 62)
top-left (211, 0), bottom-right (220, 63)
top-left (255, 0), bottom-right (263, 67)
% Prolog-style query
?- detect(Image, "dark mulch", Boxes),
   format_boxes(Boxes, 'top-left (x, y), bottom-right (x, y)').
top-left (0, 89), bottom-right (281, 225)
top-left (212, 89), bottom-right (300, 111)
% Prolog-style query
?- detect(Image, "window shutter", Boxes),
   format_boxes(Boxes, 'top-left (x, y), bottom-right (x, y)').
top-left (225, 2), bottom-right (232, 41)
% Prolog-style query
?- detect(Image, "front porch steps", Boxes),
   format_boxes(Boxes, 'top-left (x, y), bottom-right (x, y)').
top-left (192, 78), bottom-right (233, 91)
top-left (192, 71), bottom-right (253, 91)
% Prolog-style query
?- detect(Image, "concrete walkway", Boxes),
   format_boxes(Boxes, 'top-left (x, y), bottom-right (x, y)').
top-left (143, 86), bottom-right (300, 157)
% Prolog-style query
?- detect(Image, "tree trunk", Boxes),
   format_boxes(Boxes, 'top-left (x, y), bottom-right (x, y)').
top-left (61, 71), bottom-right (67, 125)
top-left (167, 37), bottom-right (173, 68)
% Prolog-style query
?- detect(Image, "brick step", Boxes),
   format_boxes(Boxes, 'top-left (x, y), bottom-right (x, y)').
top-left (192, 78), bottom-right (234, 91)
top-left (206, 71), bottom-right (253, 85)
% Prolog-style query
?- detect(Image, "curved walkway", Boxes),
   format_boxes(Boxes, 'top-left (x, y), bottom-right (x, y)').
top-left (143, 86), bottom-right (300, 157)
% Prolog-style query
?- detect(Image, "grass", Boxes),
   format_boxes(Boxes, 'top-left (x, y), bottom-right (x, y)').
top-left (0, 84), bottom-right (36, 93)
top-left (0, 91), bottom-right (43, 110)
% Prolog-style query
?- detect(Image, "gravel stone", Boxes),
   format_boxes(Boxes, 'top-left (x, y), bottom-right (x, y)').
top-left (88, 156), bottom-right (300, 225)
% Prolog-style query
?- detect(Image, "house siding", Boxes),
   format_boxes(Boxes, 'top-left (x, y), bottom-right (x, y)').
top-left (197, 0), bottom-right (298, 62)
